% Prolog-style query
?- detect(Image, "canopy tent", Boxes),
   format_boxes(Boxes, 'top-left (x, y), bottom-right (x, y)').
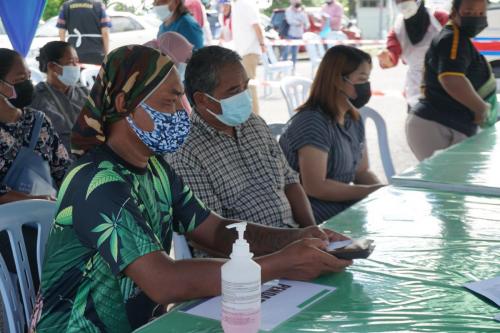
top-left (0, 0), bottom-right (47, 57)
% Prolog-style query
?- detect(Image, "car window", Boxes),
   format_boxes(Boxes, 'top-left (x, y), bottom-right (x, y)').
top-left (110, 16), bottom-right (143, 33)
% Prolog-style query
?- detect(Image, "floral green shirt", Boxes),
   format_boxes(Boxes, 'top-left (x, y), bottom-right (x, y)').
top-left (31, 145), bottom-right (210, 332)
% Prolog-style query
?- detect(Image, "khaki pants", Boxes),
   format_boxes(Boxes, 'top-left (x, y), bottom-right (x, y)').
top-left (242, 53), bottom-right (260, 115)
top-left (406, 113), bottom-right (468, 161)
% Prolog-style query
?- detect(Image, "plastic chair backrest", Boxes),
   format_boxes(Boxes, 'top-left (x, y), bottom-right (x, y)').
top-left (0, 200), bottom-right (56, 332)
top-left (80, 68), bottom-right (99, 89)
top-left (280, 76), bottom-right (312, 117)
top-left (0, 254), bottom-right (23, 333)
top-left (29, 68), bottom-right (46, 85)
top-left (359, 106), bottom-right (395, 180)
top-left (268, 123), bottom-right (286, 140)
top-left (265, 41), bottom-right (279, 64)
top-left (302, 32), bottom-right (323, 62)
top-left (172, 232), bottom-right (192, 260)
top-left (325, 30), bottom-right (348, 48)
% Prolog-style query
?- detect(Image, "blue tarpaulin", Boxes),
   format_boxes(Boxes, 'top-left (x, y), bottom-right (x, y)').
top-left (0, 0), bottom-right (47, 56)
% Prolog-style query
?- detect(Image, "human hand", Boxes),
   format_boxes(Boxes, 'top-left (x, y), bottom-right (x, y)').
top-left (377, 49), bottom-right (395, 69)
top-left (298, 225), bottom-right (351, 243)
top-left (474, 103), bottom-right (489, 125)
top-left (278, 238), bottom-right (352, 281)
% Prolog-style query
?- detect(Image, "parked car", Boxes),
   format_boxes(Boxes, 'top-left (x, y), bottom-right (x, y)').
top-left (270, 7), bottom-right (361, 41)
top-left (25, 11), bottom-right (160, 65)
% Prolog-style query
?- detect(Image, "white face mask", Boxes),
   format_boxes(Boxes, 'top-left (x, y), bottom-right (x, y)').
top-left (153, 4), bottom-right (172, 21)
top-left (55, 63), bottom-right (80, 87)
top-left (176, 62), bottom-right (187, 82)
top-left (397, 1), bottom-right (419, 19)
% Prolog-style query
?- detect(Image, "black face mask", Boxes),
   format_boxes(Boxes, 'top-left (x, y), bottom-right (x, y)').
top-left (294, 3), bottom-right (302, 8)
top-left (404, 2), bottom-right (430, 45)
top-left (9, 80), bottom-right (34, 109)
top-left (344, 79), bottom-right (371, 108)
top-left (460, 16), bottom-right (488, 38)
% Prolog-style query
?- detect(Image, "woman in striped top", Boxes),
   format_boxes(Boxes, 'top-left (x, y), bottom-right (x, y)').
top-left (280, 45), bottom-right (384, 222)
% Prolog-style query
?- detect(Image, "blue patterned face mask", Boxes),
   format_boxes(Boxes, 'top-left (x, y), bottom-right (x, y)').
top-left (127, 102), bottom-right (190, 154)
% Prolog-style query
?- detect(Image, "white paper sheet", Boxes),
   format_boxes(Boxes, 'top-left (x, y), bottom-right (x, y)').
top-left (464, 276), bottom-right (500, 306)
top-left (181, 279), bottom-right (336, 331)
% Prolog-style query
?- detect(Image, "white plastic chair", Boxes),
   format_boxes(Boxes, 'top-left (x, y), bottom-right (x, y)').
top-left (0, 200), bottom-right (56, 333)
top-left (261, 40), bottom-right (294, 97)
top-left (359, 106), bottom-right (395, 180)
top-left (302, 32), bottom-right (324, 78)
top-left (29, 67), bottom-right (46, 85)
top-left (325, 30), bottom-right (348, 49)
top-left (268, 123), bottom-right (287, 140)
top-left (172, 232), bottom-right (192, 260)
top-left (279, 76), bottom-right (312, 118)
top-left (80, 68), bottom-right (100, 89)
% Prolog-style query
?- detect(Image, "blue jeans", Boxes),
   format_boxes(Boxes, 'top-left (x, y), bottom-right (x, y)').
top-left (280, 35), bottom-right (301, 66)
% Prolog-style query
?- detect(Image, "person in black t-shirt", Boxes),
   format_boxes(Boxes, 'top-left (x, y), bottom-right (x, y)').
top-left (406, 0), bottom-right (497, 161)
top-left (56, 0), bottom-right (112, 65)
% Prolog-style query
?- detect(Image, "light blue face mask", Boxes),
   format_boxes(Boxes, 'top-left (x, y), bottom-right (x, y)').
top-left (127, 102), bottom-right (190, 154)
top-left (153, 4), bottom-right (172, 21)
top-left (176, 63), bottom-right (187, 83)
top-left (55, 63), bottom-right (80, 87)
top-left (205, 90), bottom-right (253, 126)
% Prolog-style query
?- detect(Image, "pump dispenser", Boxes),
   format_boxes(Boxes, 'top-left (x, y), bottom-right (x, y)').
top-left (221, 222), bottom-right (261, 333)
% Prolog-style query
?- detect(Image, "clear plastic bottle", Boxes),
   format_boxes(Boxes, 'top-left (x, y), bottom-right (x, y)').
top-left (221, 222), bottom-right (261, 333)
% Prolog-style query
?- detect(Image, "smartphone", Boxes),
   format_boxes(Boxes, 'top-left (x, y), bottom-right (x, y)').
top-left (327, 239), bottom-right (375, 260)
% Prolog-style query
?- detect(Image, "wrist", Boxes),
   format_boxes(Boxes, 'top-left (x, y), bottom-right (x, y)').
top-left (257, 252), bottom-right (286, 282)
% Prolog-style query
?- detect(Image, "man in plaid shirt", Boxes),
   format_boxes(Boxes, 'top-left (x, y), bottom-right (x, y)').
top-left (167, 46), bottom-right (316, 247)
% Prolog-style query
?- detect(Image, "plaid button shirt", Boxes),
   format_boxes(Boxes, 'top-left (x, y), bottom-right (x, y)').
top-left (167, 112), bottom-right (300, 229)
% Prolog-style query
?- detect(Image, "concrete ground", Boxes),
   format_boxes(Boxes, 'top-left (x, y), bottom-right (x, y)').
top-left (255, 56), bottom-right (418, 183)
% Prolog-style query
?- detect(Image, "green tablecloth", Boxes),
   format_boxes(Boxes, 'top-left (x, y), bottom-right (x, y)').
top-left (392, 123), bottom-right (500, 195)
top-left (135, 186), bottom-right (500, 333)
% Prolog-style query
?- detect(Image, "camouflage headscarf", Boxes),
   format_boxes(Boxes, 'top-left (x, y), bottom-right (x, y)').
top-left (71, 45), bottom-right (174, 155)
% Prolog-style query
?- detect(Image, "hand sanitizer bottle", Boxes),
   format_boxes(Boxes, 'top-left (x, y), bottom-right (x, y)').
top-left (221, 222), bottom-right (261, 333)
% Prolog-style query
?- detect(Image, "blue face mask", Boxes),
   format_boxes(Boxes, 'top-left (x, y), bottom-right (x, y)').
top-left (153, 4), bottom-right (172, 21)
top-left (205, 90), bottom-right (253, 126)
top-left (127, 102), bottom-right (190, 154)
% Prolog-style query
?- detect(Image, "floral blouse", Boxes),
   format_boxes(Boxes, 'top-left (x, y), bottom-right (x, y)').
top-left (0, 108), bottom-right (71, 196)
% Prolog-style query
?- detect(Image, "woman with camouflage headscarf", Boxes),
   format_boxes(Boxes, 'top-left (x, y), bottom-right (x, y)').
top-left (31, 44), bottom-right (204, 332)
top-left (31, 44), bottom-right (353, 333)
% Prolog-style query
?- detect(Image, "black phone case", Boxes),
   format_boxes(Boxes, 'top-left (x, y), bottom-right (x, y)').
top-left (330, 247), bottom-right (374, 260)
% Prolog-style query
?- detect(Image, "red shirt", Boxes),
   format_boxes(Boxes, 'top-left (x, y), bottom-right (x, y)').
top-left (386, 10), bottom-right (448, 64)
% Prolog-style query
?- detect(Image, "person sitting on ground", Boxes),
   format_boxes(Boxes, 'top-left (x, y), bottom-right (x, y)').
top-left (167, 46), bottom-right (317, 257)
top-left (280, 45), bottom-right (384, 222)
top-left (144, 31), bottom-right (194, 113)
top-left (31, 41), bottom-right (89, 151)
top-left (406, 0), bottom-right (496, 161)
top-left (30, 45), bottom-right (352, 333)
top-left (0, 48), bottom-right (71, 204)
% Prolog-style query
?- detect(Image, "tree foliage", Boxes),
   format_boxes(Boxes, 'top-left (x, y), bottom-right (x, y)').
top-left (43, 0), bottom-right (65, 21)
